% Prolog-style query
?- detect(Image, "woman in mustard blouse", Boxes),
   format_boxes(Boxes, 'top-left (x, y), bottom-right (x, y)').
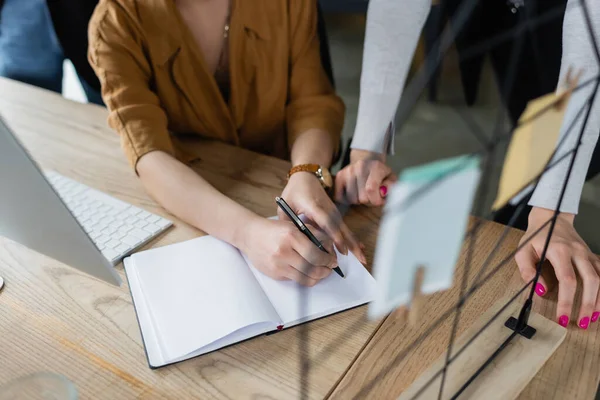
top-left (88, 0), bottom-right (366, 285)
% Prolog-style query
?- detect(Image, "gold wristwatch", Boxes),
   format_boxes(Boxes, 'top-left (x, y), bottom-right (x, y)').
top-left (288, 164), bottom-right (333, 190)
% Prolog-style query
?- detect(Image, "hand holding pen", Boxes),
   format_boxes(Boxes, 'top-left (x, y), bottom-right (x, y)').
top-left (276, 197), bottom-right (345, 279)
top-left (238, 210), bottom-right (339, 287)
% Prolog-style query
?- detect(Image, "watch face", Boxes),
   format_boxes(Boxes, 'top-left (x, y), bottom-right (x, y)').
top-left (318, 167), bottom-right (333, 188)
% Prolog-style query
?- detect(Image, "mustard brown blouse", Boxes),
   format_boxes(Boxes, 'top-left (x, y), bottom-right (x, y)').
top-left (88, 0), bottom-right (345, 169)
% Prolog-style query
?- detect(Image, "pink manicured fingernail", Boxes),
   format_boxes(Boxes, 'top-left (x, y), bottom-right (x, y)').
top-left (558, 315), bottom-right (569, 327)
top-left (379, 186), bottom-right (388, 197)
top-left (535, 283), bottom-right (546, 297)
top-left (579, 317), bottom-right (590, 330)
top-left (592, 312), bottom-right (599, 323)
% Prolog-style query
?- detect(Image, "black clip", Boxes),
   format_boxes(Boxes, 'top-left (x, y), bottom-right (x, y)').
top-left (505, 298), bottom-right (536, 339)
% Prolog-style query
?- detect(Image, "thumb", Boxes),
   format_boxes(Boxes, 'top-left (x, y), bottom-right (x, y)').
top-left (515, 245), bottom-right (549, 296)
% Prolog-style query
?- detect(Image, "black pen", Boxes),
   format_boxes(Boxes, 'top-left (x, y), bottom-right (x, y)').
top-left (275, 197), bottom-right (345, 279)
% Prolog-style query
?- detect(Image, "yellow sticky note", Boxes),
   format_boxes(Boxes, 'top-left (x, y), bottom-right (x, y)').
top-left (492, 91), bottom-right (570, 210)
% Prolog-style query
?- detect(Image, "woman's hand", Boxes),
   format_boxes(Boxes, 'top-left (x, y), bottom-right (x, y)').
top-left (334, 149), bottom-right (397, 207)
top-left (516, 207), bottom-right (600, 329)
top-left (279, 172), bottom-right (367, 264)
top-left (239, 218), bottom-right (338, 286)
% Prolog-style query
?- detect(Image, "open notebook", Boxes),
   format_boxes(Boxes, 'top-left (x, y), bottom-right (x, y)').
top-left (124, 234), bottom-right (375, 368)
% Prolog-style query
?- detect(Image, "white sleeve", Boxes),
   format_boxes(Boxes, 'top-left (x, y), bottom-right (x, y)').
top-left (528, 0), bottom-right (600, 214)
top-left (351, 0), bottom-right (431, 155)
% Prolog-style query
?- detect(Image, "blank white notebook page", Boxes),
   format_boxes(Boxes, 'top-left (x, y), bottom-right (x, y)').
top-left (243, 249), bottom-right (376, 326)
top-left (132, 236), bottom-right (279, 361)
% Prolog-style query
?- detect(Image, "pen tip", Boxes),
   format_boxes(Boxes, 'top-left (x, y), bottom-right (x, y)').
top-left (334, 267), bottom-right (345, 279)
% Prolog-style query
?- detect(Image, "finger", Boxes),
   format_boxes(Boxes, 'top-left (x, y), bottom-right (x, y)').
top-left (355, 162), bottom-right (370, 205)
top-left (277, 206), bottom-right (287, 222)
top-left (282, 264), bottom-right (322, 287)
top-left (593, 259), bottom-right (600, 323)
top-left (339, 221), bottom-right (367, 264)
top-left (344, 169), bottom-right (359, 205)
top-left (292, 229), bottom-right (337, 268)
top-left (380, 175), bottom-right (397, 199)
top-left (515, 245), bottom-right (548, 296)
top-left (384, 173), bottom-right (398, 184)
top-left (334, 169), bottom-right (349, 203)
top-left (572, 256), bottom-right (599, 330)
top-left (308, 206), bottom-right (349, 256)
top-left (364, 163), bottom-right (392, 206)
top-left (548, 249), bottom-right (577, 327)
top-left (308, 225), bottom-right (337, 256)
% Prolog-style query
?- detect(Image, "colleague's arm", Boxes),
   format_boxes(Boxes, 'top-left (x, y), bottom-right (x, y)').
top-left (88, 2), bottom-right (337, 286)
top-left (517, 0), bottom-right (600, 328)
top-left (279, 0), bottom-right (366, 263)
top-left (335, 0), bottom-right (432, 206)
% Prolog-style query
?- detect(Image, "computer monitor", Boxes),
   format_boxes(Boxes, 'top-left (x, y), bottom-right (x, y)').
top-left (0, 116), bottom-right (121, 286)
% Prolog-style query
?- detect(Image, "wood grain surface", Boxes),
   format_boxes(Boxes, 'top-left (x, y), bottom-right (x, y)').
top-left (1, 77), bottom-right (598, 400)
top-left (0, 78), bottom-right (382, 399)
top-left (330, 212), bottom-right (600, 397)
top-left (398, 297), bottom-right (567, 400)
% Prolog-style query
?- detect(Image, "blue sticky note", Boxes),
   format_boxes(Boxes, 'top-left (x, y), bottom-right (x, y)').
top-left (369, 155), bottom-right (481, 319)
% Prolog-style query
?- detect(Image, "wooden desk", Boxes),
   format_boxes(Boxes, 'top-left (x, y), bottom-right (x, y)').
top-left (329, 215), bottom-right (600, 394)
top-left (0, 78), bottom-right (382, 399)
top-left (1, 78), bottom-right (598, 399)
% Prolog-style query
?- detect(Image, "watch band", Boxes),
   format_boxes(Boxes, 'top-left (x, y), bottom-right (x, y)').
top-left (287, 164), bottom-right (320, 179)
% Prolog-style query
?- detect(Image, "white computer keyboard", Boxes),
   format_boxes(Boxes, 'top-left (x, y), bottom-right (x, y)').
top-left (45, 171), bottom-right (172, 265)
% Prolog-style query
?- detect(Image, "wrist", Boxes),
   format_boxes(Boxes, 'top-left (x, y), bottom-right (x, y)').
top-left (529, 206), bottom-right (575, 225)
top-left (288, 164), bottom-right (333, 190)
top-left (232, 213), bottom-right (265, 254)
top-left (350, 148), bottom-right (385, 164)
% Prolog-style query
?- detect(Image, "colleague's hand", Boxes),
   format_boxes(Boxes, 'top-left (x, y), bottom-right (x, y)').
top-left (240, 218), bottom-right (337, 286)
top-left (516, 207), bottom-right (600, 329)
top-left (279, 171), bottom-right (367, 264)
top-left (334, 149), bottom-right (397, 207)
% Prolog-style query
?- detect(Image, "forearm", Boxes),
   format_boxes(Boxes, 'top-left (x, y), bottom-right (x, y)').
top-left (352, 0), bottom-right (431, 153)
top-left (136, 151), bottom-right (259, 248)
top-left (529, 0), bottom-right (600, 214)
top-left (290, 128), bottom-right (335, 167)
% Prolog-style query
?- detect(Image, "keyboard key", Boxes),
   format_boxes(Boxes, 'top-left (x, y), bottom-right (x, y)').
top-left (143, 223), bottom-right (160, 234)
top-left (109, 221), bottom-right (124, 230)
top-left (156, 219), bottom-right (171, 228)
top-left (134, 220), bottom-right (148, 229)
top-left (90, 231), bottom-right (102, 240)
top-left (138, 210), bottom-right (153, 220)
top-left (115, 243), bottom-right (130, 255)
top-left (96, 235), bottom-right (110, 244)
top-left (107, 208), bottom-right (121, 217)
top-left (105, 239), bottom-right (121, 249)
top-left (102, 226), bottom-right (117, 237)
top-left (126, 216), bottom-right (138, 225)
top-left (128, 208), bottom-right (144, 217)
top-left (146, 215), bottom-right (161, 223)
top-left (122, 235), bottom-right (142, 247)
top-left (102, 249), bottom-right (119, 261)
top-left (130, 228), bottom-right (150, 240)
top-left (118, 225), bottom-right (133, 234)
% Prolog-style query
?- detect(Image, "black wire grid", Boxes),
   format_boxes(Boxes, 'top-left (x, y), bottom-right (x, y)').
top-left (295, 0), bottom-right (600, 398)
